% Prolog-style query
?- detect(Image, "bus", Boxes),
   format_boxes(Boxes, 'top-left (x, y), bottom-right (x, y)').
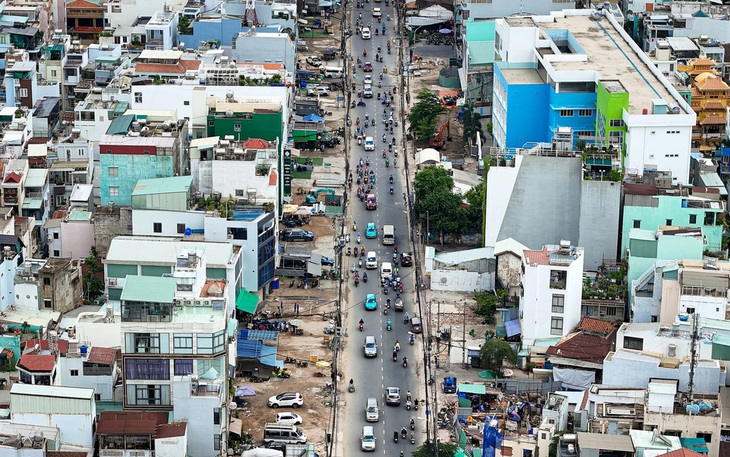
top-left (382, 225), bottom-right (395, 245)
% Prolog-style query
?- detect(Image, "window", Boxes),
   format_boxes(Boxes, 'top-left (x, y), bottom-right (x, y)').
top-left (128, 384), bottom-right (170, 406)
top-left (690, 214), bottom-right (697, 224)
top-left (51, 70), bottom-right (57, 77)
top-left (197, 330), bottom-right (226, 354)
top-left (549, 270), bottom-right (567, 290)
top-left (560, 109), bottom-right (574, 117)
top-left (666, 219), bottom-right (672, 226)
top-left (214, 407), bottom-right (221, 425)
top-left (173, 334), bottom-right (193, 353)
top-left (134, 92), bottom-right (143, 103)
top-left (633, 220), bottom-right (641, 229)
top-left (125, 358), bottom-right (170, 380)
top-left (177, 284), bottom-right (193, 291)
top-left (184, 100), bottom-right (190, 105)
top-left (18, 88), bottom-right (28, 98)
top-left (43, 277), bottom-right (51, 286)
top-left (209, 120), bottom-right (215, 127)
top-left (95, 393), bottom-right (101, 401)
top-left (214, 434), bottom-right (221, 451)
top-left (696, 432), bottom-right (712, 443)
top-left (53, 250), bottom-right (60, 257)
top-left (623, 336), bottom-right (643, 350)
top-left (609, 119), bottom-right (625, 128)
top-left (177, 223), bottom-right (186, 234)
top-left (126, 333), bottom-right (166, 354)
top-left (153, 222), bottom-right (162, 233)
top-left (234, 123), bottom-right (242, 132)
top-left (70, 369), bottom-right (79, 376)
top-left (174, 359), bottom-right (193, 375)
top-left (235, 189), bottom-right (245, 197)
top-left (609, 130), bottom-right (624, 144)
top-left (53, 232), bottom-right (59, 239)
top-left (578, 109), bottom-right (593, 117)
top-left (44, 299), bottom-right (52, 309)
top-left (551, 295), bottom-right (564, 313)
top-left (109, 167), bottom-right (118, 177)
top-left (550, 317), bottom-right (563, 335)
top-left (109, 186), bottom-right (119, 197)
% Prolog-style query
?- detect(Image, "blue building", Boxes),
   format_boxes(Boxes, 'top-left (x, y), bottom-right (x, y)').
top-left (177, 18), bottom-right (246, 49)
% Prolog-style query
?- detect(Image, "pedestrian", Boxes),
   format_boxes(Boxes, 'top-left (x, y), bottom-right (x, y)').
top-left (280, 300), bottom-right (284, 313)
top-left (294, 302), bottom-right (300, 316)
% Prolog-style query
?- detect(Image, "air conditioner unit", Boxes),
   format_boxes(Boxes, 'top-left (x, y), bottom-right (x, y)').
top-left (184, 300), bottom-right (193, 307)
top-left (108, 278), bottom-right (117, 286)
top-left (195, 299), bottom-right (204, 307)
top-left (202, 299), bottom-right (212, 307)
top-left (174, 298), bottom-right (182, 306)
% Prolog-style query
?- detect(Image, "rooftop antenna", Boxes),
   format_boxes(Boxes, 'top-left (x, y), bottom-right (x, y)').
top-left (687, 313), bottom-right (699, 402)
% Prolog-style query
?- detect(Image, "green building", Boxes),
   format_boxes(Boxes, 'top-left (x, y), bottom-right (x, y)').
top-left (463, 18), bottom-right (495, 114)
top-left (621, 184), bottom-right (725, 258)
top-left (206, 98), bottom-right (284, 142)
top-left (595, 80), bottom-right (629, 154)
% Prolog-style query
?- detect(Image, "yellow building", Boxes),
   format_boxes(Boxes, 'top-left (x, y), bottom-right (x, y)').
top-left (685, 57), bottom-right (729, 150)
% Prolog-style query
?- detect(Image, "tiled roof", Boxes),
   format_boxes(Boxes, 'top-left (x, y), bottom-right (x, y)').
top-left (697, 76), bottom-right (729, 91)
top-left (545, 332), bottom-right (615, 364)
top-left (181, 60), bottom-right (201, 71)
top-left (97, 411), bottom-right (169, 435)
top-left (623, 183), bottom-right (658, 196)
top-left (577, 317), bottom-right (617, 335)
top-left (66, 0), bottom-right (103, 8)
top-left (135, 59), bottom-right (201, 75)
top-left (701, 115), bottom-right (725, 125)
top-left (22, 338), bottom-right (68, 355)
top-left (87, 347), bottom-right (117, 365)
top-left (155, 422), bottom-right (187, 438)
top-left (47, 452), bottom-right (91, 457)
top-left (524, 247), bottom-right (548, 266)
top-left (18, 354), bottom-right (56, 372)
top-left (658, 449), bottom-right (706, 457)
top-left (703, 101), bottom-right (725, 110)
top-left (242, 138), bottom-right (270, 149)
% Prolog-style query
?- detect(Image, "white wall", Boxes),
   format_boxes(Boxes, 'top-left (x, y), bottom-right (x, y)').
top-left (14, 282), bottom-right (40, 309)
top-left (172, 378), bottom-right (224, 457)
top-left (155, 430), bottom-right (187, 457)
top-left (132, 209), bottom-right (205, 236)
top-left (198, 161), bottom-right (278, 202)
top-left (624, 120), bottom-right (694, 184)
top-left (0, 257), bottom-right (19, 312)
top-left (11, 413), bottom-right (94, 448)
top-left (56, 355), bottom-right (117, 400)
top-left (494, 19), bottom-right (538, 64)
top-left (485, 155), bottom-right (521, 247)
top-left (106, 0), bottom-right (187, 28)
top-left (60, 221), bottom-right (95, 260)
top-left (230, 33), bottom-right (297, 73)
top-left (429, 270), bottom-right (494, 292)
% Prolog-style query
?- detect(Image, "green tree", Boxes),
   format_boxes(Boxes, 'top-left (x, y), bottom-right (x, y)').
top-left (479, 338), bottom-right (517, 378)
top-left (177, 15), bottom-right (191, 34)
top-left (474, 290), bottom-right (499, 322)
top-left (414, 167), bottom-right (453, 206)
top-left (463, 181), bottom-right (485, 235)
top-left (461, 103), bottom-right (484, 144)
top-left (419, 191), bottom-right (465, 234)
top-left (412, 441), bottom-right (458, 457)
top-left (407, 89), bottom-right (446, 141)
top-left (82, 247), bottom-right (105, 303)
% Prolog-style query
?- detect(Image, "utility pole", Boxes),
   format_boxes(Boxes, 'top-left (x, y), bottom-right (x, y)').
top-left (462, 300), bottom-right (467, 368)
top-left (446, 325), bottom-right (452, 371)
top-left (436, 300), bottom-right (441, 368)
top-left (426, 210), bottom-right (430, 245)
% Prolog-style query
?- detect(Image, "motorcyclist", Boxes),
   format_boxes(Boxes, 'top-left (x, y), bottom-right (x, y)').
top-left (401, 427), bottom-right (408, 436)
top-left (390, 175), bottom-right (394, 183)
top-left (350, 378), bottom-right (354, 386)
top-left (387, 318), bottom-right (392, 328)
top-left (392, 350), bottom-right (397, 360)
top-left (403, 356), bottom-right (408, 365)
top-left (410, 418), bottom-right (415, 428)
top-left (404, 311), bottom-right (410, 321)
top-left (359, 319), bottom-right (364, 330)
top-left (406, 390), bottom-right (411, 401)
top-left (390, 185), bottom-right (394, 194)
top-left (395, 340), bottom-right (400, 351)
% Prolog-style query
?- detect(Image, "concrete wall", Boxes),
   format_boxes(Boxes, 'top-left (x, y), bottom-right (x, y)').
top-left (578, 180), bottom-right (621, 269)
top-left (429, 269), bottom-right (494, 292)
top-left (497, 252), bottom-right (522, 296)
top-left (643, 411), bottom-right (721, 457)
top-left (93, 206), bottom-right (132, 258)
top-left (172, 379), bottom-right (222, 457)
top-left (60, 221), bottom-right (95, 260)
top-left (11, 413), bottom-right (94, 448)
top-left (132, 209), bottom-right (204, 236)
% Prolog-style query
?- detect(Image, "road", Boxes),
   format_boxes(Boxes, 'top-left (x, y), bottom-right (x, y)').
top-left (341, 1), bottom-right (425, 455)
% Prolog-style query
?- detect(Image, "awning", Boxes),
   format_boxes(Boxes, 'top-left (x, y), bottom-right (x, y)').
top-left (229, 418), bottom-right (243, 436)
top-left (505, 319), bottom-right (521, 337)
top-left (307, 254), bottom-right (322, 277)
top-left (236, 290), bottom-right (259, 314)
top-left (457, 383), bottom-right (486, 395)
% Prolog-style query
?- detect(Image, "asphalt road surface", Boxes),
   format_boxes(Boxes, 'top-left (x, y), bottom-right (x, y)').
top-left (342, 2), bottom-right (425, 456)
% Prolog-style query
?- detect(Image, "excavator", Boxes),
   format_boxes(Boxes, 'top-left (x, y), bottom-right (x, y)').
top-left (429, 121), bottom-right (451, 149)
top-left (305, 188), bottom-right (336, 204)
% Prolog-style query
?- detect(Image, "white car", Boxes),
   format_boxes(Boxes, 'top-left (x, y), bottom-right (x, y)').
top-left (276, 412), bottom-right (303, 425)
top-left (364, 75), bottom-right (373, 85)
top-left (364, 136), bottom-right (375, 151)
top-left (268, 392), bottom-right (304, 408)
top-left (362, 27), bottom-right (371, 39)
top-left (372, 7), bottom-right (381, 17)
top-left (363, 84), bottom-right (373, 98)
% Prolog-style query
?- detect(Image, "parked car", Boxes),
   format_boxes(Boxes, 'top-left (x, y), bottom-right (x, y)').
top-left (400, 252), bottom-right (413, 267)
top-left (385, 387), bottom-right (401, 405)
top-left (365, 294), bottom-right (378, 310)
top-left (306, 56), bottom-right (323, 67)
top-left (268, 392), bottom-right (304, 408)
top-left (276, 412), bottom-right (303, 425)
top-left (410, 317), bottom-right (422, 334)
top-left (281, 229), bottom-right (314, 242)
top-left (321, 256), bottom-right (335, 266)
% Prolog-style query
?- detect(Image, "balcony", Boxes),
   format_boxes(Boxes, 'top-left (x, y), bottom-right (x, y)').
top-left (191, 380), bottom-right (222, 396)
top-left (100, 448), bottom-right (154, 457)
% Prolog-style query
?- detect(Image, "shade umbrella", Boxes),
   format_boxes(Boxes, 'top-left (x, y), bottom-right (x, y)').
top-left (289, 319), bottom-right (305, 327)
top-left (439, 28), bottom-right (452, 34)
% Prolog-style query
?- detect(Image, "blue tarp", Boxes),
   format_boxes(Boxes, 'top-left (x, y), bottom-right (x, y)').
top-left (303, 114), bottom-right (325, 122)
top-left (505, 319), bottom-right (521, 337)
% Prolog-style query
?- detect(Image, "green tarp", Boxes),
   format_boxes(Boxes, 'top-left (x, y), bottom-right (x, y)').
top-left (292, 130), bottom-right (318, 142)
top-left (458, 383), bottom-right (486, 395)
top-left (236, 290), bottom-right (259, 314)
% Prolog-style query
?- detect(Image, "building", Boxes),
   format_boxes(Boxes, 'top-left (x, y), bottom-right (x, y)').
top-left (128, 175), bottom-right (276, 292)
top-left (99, 114), bottom-right (189, 206)
top-left (132, 49), bottom-right (201, 79)
top-left (629, 429), bottom-right (681, 457)
top-left (2, 159), bottom-right (29, 217)
top-left (520, 240), bottom-right (584, 346)
top-left (423, 246), bottom-right (495, 292)
top-left (56, 342), bottom-right (119, 402)
top-left (119, 274), bottom-right (229, 457)
top-left (491, 10), bottom-right (695, 184)
top-left (66, 0), bottom-right (105, 44)
top-left (9, 384), bottom-right (96, 449)
top-left (573, 433), bottom-right (635, 457)
top-left (485, 154), bottom-right (621, 271)
top-left (104, 235), bottom-right (243, 305)
top-left (230, 28), bottom-right (296, 73)
top-left (0, 422), bottom-right (61, 454)
top-left (145, 10), bottom-right (178, 51)
top-left (684, 57), bottom-right (729, 149)
top-left (459, 18), bottom-right (495, 116)
top-left (205, 93), bottom-right (285, 143)
top-left (21, 167), bottom-right (50, 236)
top-left (14, 257), bottom-right (82, 313)
top-left (74, 88), bottom-right (131, 142)
top-left (44, 207), bottom-right (95, 259)
top-left (97, 411), bottom-right (188, 457)
top-left (586, 384), bottom-right (646, 435)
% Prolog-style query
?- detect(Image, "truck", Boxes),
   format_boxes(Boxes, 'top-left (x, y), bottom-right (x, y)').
top-left (442, 376), bottom-right (457, 393)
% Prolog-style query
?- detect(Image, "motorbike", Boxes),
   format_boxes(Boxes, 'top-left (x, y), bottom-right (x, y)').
top-left (351, 101), bottom-right (356, 108)
top-left (357, 234), bottom-right (361, 243)
top-left (395, 342), bottom-right (400, 351)
top-left (385, 159), bottom-right (390, 168)
top-left (383, 285), bottom-right (388, 295)
top-left (346, 247), bottom-right (351, 256)
top-left (354, 275), bottom-right (360, 287)
top-left (393, 432), bottom-right (399, 443)
top-left (382, 134), bottom-right (387, 143)
top-left (403, 358), bottom-right (408, 368)
top-left (394, 147), bottom-right (398, 157)
top-left (358, 258), bottom-right (363, 268)
top-left (349, 383), bottom-right (355, 393)
top-left (406, 401), bottom-right (411, 411)
top-left (353, 222), bottom-right (357, 232)
top-left (359, 321), bottom-right (364, 331)
top-left (410, 433), bottom-right (415, 445)
top-left (410, 419), bottom-right (415, 431)
top-left (386, 320), bottom-right (392, 331)
top-left (414, 400), bottom-right (419, 411)
top-left (409, 334), bottom-right (415, 345)
top-left (401, 429), bottom-right (408, 439)
top-left (392, 352), bottom-right (397, 362)
top-left (394, 158), bottom-right (397, 167)
top-left (363, 273), bottom-right (368, 283)
top-left (390, 186), bottom-right (394, 194)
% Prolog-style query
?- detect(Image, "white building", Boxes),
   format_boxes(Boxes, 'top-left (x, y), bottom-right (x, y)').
top-left (520, 240), bottom-right (584, 346)
top-left (10, 384), bottom-right (96, 449)
top-left (119, 274), bottom-right (229, 457)
top-left (105, 0), bottom-right (187, 28)
top-left (44, 207), bottom-right (95, 259)
top-left (586, 384), bottom-right (645, 434)
top-left (145, 10), bottom-right (179, 50)
top-left (230, 29), bottom-right (297, 73)
top-left (56, 342), bottom-right (119, 402)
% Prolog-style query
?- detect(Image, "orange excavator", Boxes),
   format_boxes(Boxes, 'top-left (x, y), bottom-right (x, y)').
top-left (429, 121), bottom-right (451, 149)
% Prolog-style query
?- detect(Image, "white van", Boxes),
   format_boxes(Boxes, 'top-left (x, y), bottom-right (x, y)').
top-left (366, 251), bottom-right (378, 269)
top-left (361, 425), bottom-right (376, 451)
top-left (382, 225), bottom-right (395, 245)
top-left (263, 423), bottom-right (307, 445)
top-left (380, 262), bottom-right (393, 281)
top-left (323, 66), bottom-right (343, 78)
top-left (366, 397), bottom-right (379, 422)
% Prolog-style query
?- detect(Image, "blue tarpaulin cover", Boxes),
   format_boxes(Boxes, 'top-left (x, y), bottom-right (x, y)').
top-left (505, 319), bottom-right (521, 337)
top-left (303, 114), bottom-right (324, 122)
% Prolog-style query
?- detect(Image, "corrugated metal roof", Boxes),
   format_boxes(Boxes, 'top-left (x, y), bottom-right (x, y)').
top-left (121, 275), bottom-right (176, 303)
top-left (106, 236), bottom-right (237, 267)
top-left (24, 168), bottom-right (47, 188)
top-left (132, 176), bottom-right (192, 196)
top-left (578, 432), bottom-right (634, 452)
top-left (106, 114), bottom-right (135, 135)
top-left (11, 383), bottom-right (94, 399)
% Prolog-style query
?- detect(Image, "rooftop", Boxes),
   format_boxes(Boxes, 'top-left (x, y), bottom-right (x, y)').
top-left (86, 347), bottom-right (117, 365)
top-left (106, 236), bottom-right (240, 267)
top-left (18, 353), bottom-right (55, 372)
top-left (577, 432), bottom-right (634, 452)
top-left (97, 411), bottom-right (169, 436)
top-left (577, 317), bottom-right (618, 335)
top-left (10, 383), bottom-right (94, 399)
top-left (539, 14), bottom-right (683, 115)
top-left (132, 176), bottom-right (192, 196)
top-left (120, 275), bottom-right (177, 304)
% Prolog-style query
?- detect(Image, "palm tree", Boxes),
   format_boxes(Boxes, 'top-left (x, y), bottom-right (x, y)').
top-left (462, 103), bottom-right (485, 145)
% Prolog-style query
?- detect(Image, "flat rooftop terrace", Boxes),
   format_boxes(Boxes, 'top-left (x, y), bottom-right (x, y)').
top-left (502, 68), bottom-right (544, 85)
top-left (541, 15), bottom-right (681, 115)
